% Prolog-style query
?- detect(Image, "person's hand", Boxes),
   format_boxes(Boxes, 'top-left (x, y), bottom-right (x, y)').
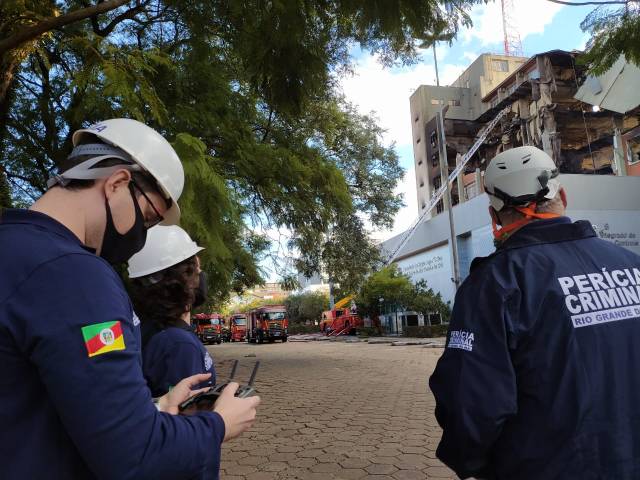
top-left (214, 382), bottom-right (261, 441)
top-left (157, 373), bottom-right (212, 415)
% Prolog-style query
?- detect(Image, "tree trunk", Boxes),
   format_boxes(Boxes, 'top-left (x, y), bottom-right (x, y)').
top-left (0, 53), bottom-right (23, 132)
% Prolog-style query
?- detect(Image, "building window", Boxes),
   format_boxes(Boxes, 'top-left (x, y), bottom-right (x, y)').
top-left (436, 200), bottom-right (444, 214)
top-left (414, 115), bottom-right (419, 123)
top-left (418, 159), bottom-right (423, 166)
top-left (416, 137), bottom-right (421, 144)
top-left (421, 202), bottom-right (426, 210)
top-left (419, 180), bottom-right (424, 188)
top-left (464, 183), bottom-right (477, 201)
top-left (428, 312), bottom-right (442, 325)
top-left (430, 98), bottom-right (443, 105)
top-left (626, 135), bottom-right (640, 165)
top-left (433, 176), bottom-right (442, 190)
top-left (465, 80), bottom-right (470, 89)
top-left (430, 131), bottom-right (437, 149)
top-left (431, 153), bottom-right (439, 167)
top-left (448, 99), bottom-right (461, 107)
top-left (492, 60), bottom-right (509, 72)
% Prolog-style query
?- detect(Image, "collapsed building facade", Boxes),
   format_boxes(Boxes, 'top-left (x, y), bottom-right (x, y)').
top-left (379, 51), bottom-right (640, 332)
top-left (411, 50), bottom-right (640, 215)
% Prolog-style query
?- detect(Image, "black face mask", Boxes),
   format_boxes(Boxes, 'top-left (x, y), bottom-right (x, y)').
top-left (193, 271), bottom-right (208, 308)
top-left (100, 183), bottom-right (147, 265)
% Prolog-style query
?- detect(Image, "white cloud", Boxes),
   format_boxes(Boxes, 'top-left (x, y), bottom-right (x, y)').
top-left (463, 51), bottom-right (479, 63)
top-left (369, 167), bottom-right (418, 242)
top-left (339, 52), bottom-right (470, 243)
top-left (340, 54), bottom-right (468, 149)
top-left (462, 0), bottom-right (563, 50)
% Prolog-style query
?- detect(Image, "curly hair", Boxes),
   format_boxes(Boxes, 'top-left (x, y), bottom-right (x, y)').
top-left (129, 256), bottom-right (199, 329)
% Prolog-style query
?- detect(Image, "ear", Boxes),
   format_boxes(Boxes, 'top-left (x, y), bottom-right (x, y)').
top-left (559, 187), bottom-right (567, 208)
top-left (103, 169), bottom-right (132, 199)
top-left (489, 206), bottom-right (502, 226)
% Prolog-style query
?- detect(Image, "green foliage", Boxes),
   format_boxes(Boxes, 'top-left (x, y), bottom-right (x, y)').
top-left (284, 291), bottom-right (329, 324)
top-left (356, 265), bottom-right (415, 319)
top-left (0, 0), bottom-right (483, 302)
top-left (406, 280), bottom-right (451, 323)
top-left (355, 326), bottom-right (383, 337)
top-left (580, 5), bottom-right (640, 74)
top-left (287, 323), bottom-right (318, 335)
top-left (228, 296), bottom-right (286, 315)
top-left (403, 324), bottom-right (449, 338)
top-left (356, 266), bottom-right (451, 322)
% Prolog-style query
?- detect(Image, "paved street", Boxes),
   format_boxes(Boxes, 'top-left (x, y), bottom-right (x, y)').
top-left (208, 339), bottom-right (457, 480)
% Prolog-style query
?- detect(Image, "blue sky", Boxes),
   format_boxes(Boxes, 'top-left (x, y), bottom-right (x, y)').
top-left (260, 0), bottom-right (599, 282)
top-left (339, 0), bottom-right (597, 242)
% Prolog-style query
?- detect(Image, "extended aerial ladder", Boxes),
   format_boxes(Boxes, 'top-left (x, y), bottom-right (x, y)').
top-left (385, 106), bottom-right (511, 266)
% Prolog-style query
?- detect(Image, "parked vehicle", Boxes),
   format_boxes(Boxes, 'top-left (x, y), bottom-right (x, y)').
top-left (229, 313), bottom-right (247, 342)
top-left (193, 313), bottom-right (223, 344)
top-left (247, 305), bottom-right (288, 343)
top-left (321, 295), bottom-right (363, 336)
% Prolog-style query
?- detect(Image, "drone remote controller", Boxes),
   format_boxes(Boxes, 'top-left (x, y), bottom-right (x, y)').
top-left (179, 360), bottom-right (259, 412)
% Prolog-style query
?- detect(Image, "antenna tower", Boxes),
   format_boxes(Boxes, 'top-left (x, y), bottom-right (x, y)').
top-left (501, 0), bottom-right (523, 57)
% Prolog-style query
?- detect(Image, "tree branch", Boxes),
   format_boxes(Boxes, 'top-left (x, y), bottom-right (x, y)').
top-left (0, 0), bottom-right (131, 55)
top-left (545, 0), bottom-right (634, 5)
top-left (91, 3), bottom-right (147, 37)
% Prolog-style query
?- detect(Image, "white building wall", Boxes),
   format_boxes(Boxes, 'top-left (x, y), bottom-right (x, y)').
top-left (382, 174), bottom-right (640, 306)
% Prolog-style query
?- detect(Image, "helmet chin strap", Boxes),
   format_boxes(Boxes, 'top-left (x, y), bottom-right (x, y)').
top-left (492, 203), bottom-right (561, 242)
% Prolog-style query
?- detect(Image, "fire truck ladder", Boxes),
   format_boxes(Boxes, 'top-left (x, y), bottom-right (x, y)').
top-left (328, 325), bottom-right (351, 337)
top-left (385, 107), bottom-right (510, 265)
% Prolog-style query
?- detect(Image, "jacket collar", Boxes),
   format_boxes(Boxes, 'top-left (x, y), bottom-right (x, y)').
top-left (470, 217), bottom-right (597, 274)
top-left (500, 216), bottom-right (597, 251)
top-left (0, 208), bottom-right (93, 252)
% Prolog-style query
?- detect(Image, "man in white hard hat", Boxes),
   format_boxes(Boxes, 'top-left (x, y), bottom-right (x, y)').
top-left (0, 119), bottom-right (259, 479)
top-left (429, 146), bottom-right (640, 479)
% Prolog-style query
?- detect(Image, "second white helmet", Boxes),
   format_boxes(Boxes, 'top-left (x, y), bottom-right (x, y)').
top-left (128, 225), bottom-right (204, 278)
top-left (484, 146), bottom-right (560, 211)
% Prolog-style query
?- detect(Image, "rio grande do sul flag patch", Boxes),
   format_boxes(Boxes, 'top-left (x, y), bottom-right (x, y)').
top-left (81, 321), bottom-right (125, 357)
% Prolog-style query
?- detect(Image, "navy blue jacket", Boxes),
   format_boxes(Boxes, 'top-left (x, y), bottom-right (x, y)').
top-left (142, 323), bottom-right (216, 397)
top-left (0, 209), bottom-right (225, 479)
top-left (430, 217), bottom-right (640, 480)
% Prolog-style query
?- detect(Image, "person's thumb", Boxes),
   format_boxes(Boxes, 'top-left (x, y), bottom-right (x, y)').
top-left (219, 382), bottom-right (239, 400)
top-left (188, 387), bottom-right (211, 399)
top-left (182, 372), bottom-right (212, 389)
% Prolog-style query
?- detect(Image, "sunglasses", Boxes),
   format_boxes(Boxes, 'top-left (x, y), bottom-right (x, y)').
top-left (130, 180), bottom-right (165, 229)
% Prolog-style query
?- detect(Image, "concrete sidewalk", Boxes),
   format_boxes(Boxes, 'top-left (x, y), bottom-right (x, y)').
top-left (288, 333), bottom-right (446, 348)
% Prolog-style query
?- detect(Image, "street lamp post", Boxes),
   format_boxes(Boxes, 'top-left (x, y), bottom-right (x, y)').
top-left (378, 297), bottom-right (384, 331)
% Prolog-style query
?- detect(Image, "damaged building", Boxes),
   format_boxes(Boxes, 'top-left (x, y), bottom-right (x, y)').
top-left (380, 50), bottom-right (640, 331)
top-left (411, 50), bottom-right (640, 215)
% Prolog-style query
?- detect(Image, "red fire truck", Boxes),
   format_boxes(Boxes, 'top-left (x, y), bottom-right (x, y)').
top-left (229, 313), bottom-right (248, 342)
top-left (247, 305), bottom-right (288, 343)
top-left (320, 295), bottom-right (363, 336)
top-left (193, 313), bottom-right (223, 344)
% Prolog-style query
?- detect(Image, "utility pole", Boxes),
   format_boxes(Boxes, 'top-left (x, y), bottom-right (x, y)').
top-left (433, 44), bottom-right (461, 290)
top-left (329, 281), bottom-right (335, 309)
top-left (433, 44), bottom-right (440, 88)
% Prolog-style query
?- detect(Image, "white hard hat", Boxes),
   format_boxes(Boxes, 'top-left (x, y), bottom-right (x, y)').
top-left (127, 225), bottom-right (204, 278)
top-left (484, 146), bottom-right (560, 211)
top-left (66, 119), bottom-right (184, 225)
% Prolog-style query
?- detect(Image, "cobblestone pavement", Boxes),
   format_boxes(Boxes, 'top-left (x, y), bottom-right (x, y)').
top-left (207, 339), bottom-right (457, 480)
